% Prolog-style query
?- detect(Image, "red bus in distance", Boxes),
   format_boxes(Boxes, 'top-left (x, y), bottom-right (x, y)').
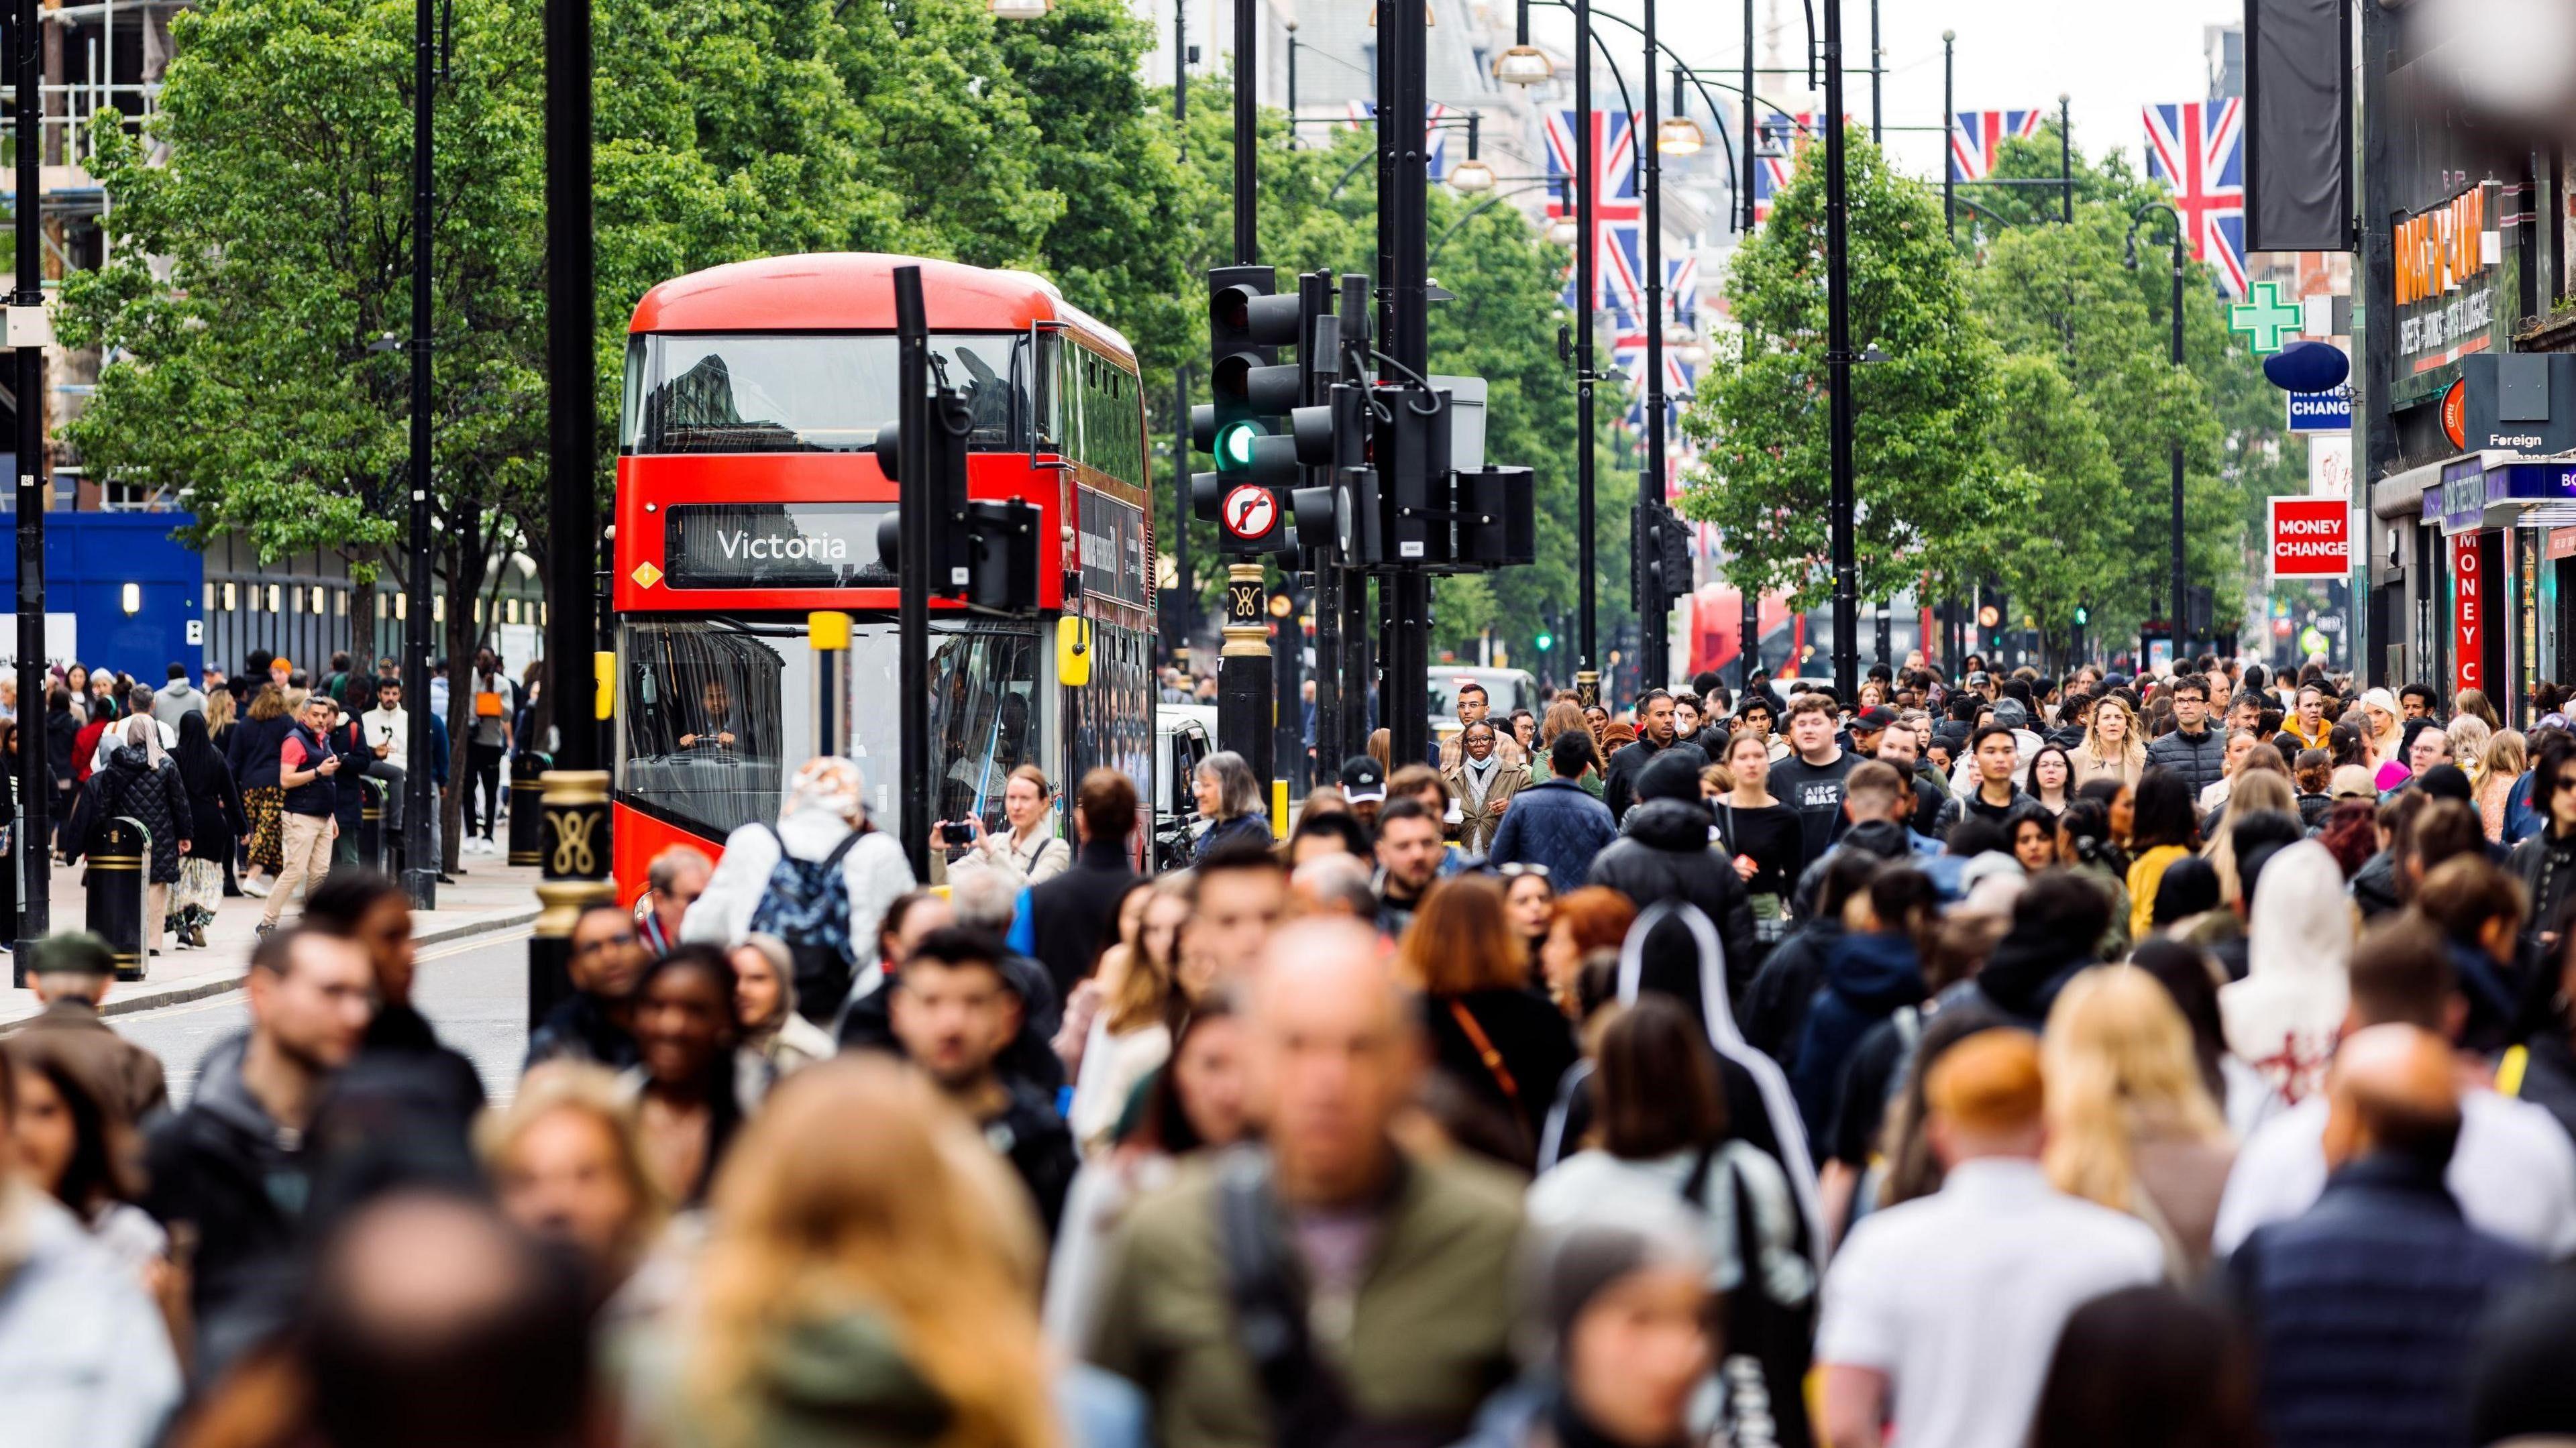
top-left (610, 253), bottom-right (1157, 907)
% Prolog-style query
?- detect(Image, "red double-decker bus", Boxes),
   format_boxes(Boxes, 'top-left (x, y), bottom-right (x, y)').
top-left (608, 253), bottom-right (1157, 901)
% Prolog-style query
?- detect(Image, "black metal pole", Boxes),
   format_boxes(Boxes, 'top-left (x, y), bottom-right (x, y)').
top-left (1336, 271), bottom-right (1371, 759)
top-left (2359, 0), bottom-right (2393, 685)
top-left (1574, 0), bottom-right (1597, 699)
top-left (1824, 0), bottom-right (1856, 704)
top-left (894, 268), bottom-right (931, 883)
top-left (10, 0), bottom-right (43, 966)
top-left (1640, 0), bottom-right (1664, 689)
top-left (1941, 31), bottom-right (1953, 239)
top-left (1868, 0), bottom-right (1881, 142)
top-left (1233, 0), bottom-right (1255, 265)
top-left (2169, 224), bottom-right (2186, 661)
top-left (531, 0), bottom-right (601, 1029)
top-left (1383, 0), bottom-right (1432, 767)
top-left (1741, 0), bottom-right (1756, 233)
top-left (543, 0), bottom-right (592, 771)
top-left (2059, 94), bottom-right (2074, 224)
top-left (1169, 0), bottom-right (1190, 669)
top-left (401, 0), bottom-right (435, 909)
top-left (1285, 22), bottom-right (1297, 144)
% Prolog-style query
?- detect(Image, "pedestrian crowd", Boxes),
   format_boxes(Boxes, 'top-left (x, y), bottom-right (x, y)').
top-left (3, 644), bottom-right (549, 959)
top-left (13, 649), bottom-right (2576, 1448)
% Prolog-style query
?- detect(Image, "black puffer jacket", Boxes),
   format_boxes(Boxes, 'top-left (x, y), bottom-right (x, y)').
top-left (1586, 797), bottom-right (1756, 986)
top-left (75, 742), bottom-right (190, 883)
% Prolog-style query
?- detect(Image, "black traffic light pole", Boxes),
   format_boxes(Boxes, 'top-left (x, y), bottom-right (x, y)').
top-left (893, 266), bottom-right (932, 883)
top-left (1335, 272), bottom-right (1372, 767)
top-left (1640, 0), bottom-right (1666, 689)
top-left (1216, 0), bottom-right (1276, 803)
top-left (1381, 0), bottom-right (1432, 771)
top-left (1304, 267), bottom-right (1343, 777)
top-left (10, 0), bottom-right (44, 968)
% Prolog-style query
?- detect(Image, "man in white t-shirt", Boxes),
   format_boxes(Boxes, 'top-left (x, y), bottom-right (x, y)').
top-left (2214, 911), bottom-right (2576, 1259)
top-left (1816, 1029), bottom-right (2163, 1448)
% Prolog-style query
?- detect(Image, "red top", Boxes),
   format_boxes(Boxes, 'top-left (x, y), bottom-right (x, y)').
top-left (626, 253), bottom-right (1134, 362)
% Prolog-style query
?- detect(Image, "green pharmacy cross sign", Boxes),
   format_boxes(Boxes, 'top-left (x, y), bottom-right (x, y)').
top-left (2229, 282), bottom-right (2302, 355)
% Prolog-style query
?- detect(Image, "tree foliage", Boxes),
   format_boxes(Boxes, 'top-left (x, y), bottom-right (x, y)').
top-left (1676, 130), bottom-right (2010, 614)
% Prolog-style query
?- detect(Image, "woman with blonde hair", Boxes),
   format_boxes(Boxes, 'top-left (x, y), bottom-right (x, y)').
top-left (684, 1058), bottom-right (1054, 1448)
top-left (1065, 884), bottom-right (1176, 1155)
top-left (2200, 768), bottom-right (2296, 909)
top-left (1399, 874), bottom-right (1578, 1150)
top-left (478, 1061), bottom-right (669, 1306)
top-left (2042, 966), bottom-right (2236, 1279)
top-left (2454, 686), bottom-right (2503, 731)
top-left (2448, 712), bottom-right (2492, 791)
top-left (1539, 699), bottom-right (1606, 797)
top-left (2479, 729), bottom-right (2528, 842)
top-left (2070, 695), bottom-right (2145, 789)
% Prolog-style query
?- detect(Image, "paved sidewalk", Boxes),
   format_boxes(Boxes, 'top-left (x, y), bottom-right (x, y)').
top-left (0, 854), bottom-right (545, 1027)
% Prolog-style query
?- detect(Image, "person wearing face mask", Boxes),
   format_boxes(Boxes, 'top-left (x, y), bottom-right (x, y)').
top-left (1445, 720), bottom-right (1531, 855)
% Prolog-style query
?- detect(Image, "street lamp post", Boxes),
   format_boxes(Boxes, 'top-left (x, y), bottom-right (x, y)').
top-left (1823, 0), bottom-right (1858, 704)
top-left (1941, 31), bottom-right (1954, 239)
top-left (1168, 0), bottom-right (1191, 669)
top-left (9, 0), bottom-right (45, 968)
top-left (1574, 0), bottom-right (1597, 704)
top-left (1640, 0), bottom-right (1665, 689)
top-left (2129, 202), bottom-right (2187, 662)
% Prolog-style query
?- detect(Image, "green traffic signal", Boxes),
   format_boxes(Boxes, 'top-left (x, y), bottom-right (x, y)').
top-left (2074, 606), bottom-right (2089, 626)
top-left (1216, 419), bottom-right (1263, 469)
top-left (1534, 630), bottom-right (1554, 653)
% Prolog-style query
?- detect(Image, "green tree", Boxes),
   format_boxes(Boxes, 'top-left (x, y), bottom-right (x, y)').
top-left (1974, 129), bottom-right (2284, 645)
top-left (1677, 128), bottom-right (2009, 616)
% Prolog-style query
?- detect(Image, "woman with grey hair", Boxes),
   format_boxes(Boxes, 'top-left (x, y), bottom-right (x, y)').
top-left (1189, 750), bottom-right (1272, 858)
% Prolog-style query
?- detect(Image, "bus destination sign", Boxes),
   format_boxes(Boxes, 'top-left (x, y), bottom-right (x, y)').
top-left (663, 502), bottom-right (896, 590)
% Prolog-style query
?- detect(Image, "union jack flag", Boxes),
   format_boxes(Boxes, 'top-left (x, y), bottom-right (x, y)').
top-left (1947, 109), bottom-right (2045, 183)
top-left (1342, 101), bottom-right (1454, 180)
top-left (2144, 100), bottom-right (2248, 296)
top-left (1749, 113), bottom-right (1854, 223)
top-left (1543, 109), bottom-right (1645, 322)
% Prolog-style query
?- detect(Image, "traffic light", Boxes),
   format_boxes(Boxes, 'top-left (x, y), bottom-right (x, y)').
top-left (2073, 605), bottom-right (2090, 627)
top-left (1193, 265), bottom-right (1334, 557)
top-left (870, 386), bottom-right (1039, 612)
top-left (1457, 465), bottom-right (1535, 567)
top-left (1377, 381), bottom-right (1453, 566)
top-left (1534, 628), bottom-right (1554, 653)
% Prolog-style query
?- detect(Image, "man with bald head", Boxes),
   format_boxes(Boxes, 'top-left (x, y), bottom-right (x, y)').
top-left (2225, 1024), bottom-right (2538, 1448)
top-left (1086, 920), bottom-right (1521, 1448)
top-left (2216, 913), bottom-right (2576, 1257)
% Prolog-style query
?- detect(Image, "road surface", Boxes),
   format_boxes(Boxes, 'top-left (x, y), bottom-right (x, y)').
top-left (109, 926), bottom-right (535, 1107)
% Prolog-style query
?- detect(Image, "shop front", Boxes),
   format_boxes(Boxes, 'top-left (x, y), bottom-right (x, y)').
top-left (2418, 453), bottom-right (2576, 722)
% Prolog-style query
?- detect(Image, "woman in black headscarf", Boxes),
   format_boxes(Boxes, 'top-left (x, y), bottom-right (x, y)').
top-left (169, 709), bottom-right (247, 949)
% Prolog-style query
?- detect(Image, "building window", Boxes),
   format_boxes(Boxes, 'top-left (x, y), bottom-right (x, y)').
top-left (222, 582), bottom-right (237, 612)
top-left (268, 584), bottom-right (282, 613)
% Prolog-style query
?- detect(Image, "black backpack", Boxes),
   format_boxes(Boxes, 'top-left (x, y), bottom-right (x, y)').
top-left (745, 823), bottom-right (865, 1025)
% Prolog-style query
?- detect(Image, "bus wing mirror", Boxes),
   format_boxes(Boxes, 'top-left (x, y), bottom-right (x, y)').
top-left (1057, 616), bottom-right (1092, 687)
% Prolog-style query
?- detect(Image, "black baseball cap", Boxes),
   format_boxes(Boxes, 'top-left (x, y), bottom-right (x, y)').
top-left (1339, 755), bottom-right (1387, 803)
top-left (1852, 706), bottom-right (1898, 734)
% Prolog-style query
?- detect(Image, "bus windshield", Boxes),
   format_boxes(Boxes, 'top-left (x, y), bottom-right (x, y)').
top-left (622, 333), bottom-right (1032, 455)
top-left (618, 617), bottom-right (1040, 842)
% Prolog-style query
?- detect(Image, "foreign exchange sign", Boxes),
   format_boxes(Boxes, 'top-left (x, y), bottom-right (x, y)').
top-left (2267, 496), bottom-right (2349, 579)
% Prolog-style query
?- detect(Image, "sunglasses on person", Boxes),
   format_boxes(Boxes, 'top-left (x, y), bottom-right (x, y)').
top-left (1496, 862), bottom-right (1552, 879)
